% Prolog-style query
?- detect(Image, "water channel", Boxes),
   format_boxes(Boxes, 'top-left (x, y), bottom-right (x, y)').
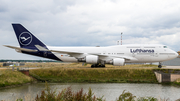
top-left (1, 58), bottom-right (180, 100)
top-left (0, 83), bottom-right (180, 101)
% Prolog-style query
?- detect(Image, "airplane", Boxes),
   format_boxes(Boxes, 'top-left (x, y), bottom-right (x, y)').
top-left (4, 24), bottom-right (179, 68)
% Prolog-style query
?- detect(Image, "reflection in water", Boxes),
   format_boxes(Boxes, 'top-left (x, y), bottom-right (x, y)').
top-left (0, 83), bottom-right (180, 101)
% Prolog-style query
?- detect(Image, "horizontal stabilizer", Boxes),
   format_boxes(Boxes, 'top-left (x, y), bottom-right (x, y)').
top-left (35, 45), bottom-right (48, 51)
top-left (4, 45), bottom-right (38, 52)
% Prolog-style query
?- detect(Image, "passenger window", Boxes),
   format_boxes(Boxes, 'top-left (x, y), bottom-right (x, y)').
top-left (163, 46), bottom-right (167, 48)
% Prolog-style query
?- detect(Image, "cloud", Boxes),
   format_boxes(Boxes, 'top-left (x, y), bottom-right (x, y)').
top-left (1, 0), bottom-right (180, 60)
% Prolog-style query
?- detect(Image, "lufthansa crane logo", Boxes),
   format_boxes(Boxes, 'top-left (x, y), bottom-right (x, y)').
top-left (19, 32), bottom-right (32, 46)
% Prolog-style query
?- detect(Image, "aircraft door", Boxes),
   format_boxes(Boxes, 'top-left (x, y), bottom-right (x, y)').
top-left (154, 51), bottom-right (158, 57)
top-left (132, 52), bottom-right (137, 57)
top-left (132, 53), bottom-right (135, 57)
top-left (103, 51), bottom-right (106, 55)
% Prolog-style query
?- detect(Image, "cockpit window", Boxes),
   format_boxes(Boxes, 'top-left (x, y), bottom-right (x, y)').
top-left (163, 46), bottom-right (167, 48)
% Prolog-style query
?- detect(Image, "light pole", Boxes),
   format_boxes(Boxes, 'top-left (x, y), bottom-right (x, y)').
top-left (121, 32), bottom-right (123, 45)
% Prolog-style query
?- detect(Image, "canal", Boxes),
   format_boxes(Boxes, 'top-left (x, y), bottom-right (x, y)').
top-left (0, 83), bottom-right (180, 101)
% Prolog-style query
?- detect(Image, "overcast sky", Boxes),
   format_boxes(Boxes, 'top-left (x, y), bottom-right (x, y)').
top-left (1, 0), bottom-right (180, 60)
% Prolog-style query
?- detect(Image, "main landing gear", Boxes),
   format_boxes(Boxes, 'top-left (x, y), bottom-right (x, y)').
top-left (91, 64), bottom-right (105, 68)
top-left (158, 62), bottom-right (162, 68)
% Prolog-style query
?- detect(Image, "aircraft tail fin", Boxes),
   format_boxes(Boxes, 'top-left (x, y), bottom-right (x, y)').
top-left (12, 24), bottom-right (47, 49)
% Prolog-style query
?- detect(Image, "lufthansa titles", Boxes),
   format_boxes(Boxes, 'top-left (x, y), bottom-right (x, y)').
top-left (130, 49), bottom-right (154, 53)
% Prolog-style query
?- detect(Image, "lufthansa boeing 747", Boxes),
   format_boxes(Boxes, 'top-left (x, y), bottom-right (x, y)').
top-left (4, 24), bottom-right (179, 68)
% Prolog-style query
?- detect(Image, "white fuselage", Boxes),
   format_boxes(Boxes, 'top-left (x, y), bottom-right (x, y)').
top-left (47, 44), bottom-right (178, 64)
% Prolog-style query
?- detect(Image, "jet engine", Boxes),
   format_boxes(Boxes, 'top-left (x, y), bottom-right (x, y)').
top-left (78, 55), bottom-right (99, 64)
top-left (86, 55), bottom-right (98, 64)
top-left (113, 58), bottom-right (125, 66)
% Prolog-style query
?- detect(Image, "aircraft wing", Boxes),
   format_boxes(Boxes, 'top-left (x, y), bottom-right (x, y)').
top-left (50, 50), bottom-right (83, 54)
top-left (4, 45), bottom-right (38, 52)
top-left (34, 45), bottom-right (83, 54)
top-left (50, 49), bottom-right (137, 61)
top-left (89, 53), bottom-right (137, 61)
top-left (35, 44), bottom-right (136, 61)
top-left (50, 50), bottom-right (84, 58)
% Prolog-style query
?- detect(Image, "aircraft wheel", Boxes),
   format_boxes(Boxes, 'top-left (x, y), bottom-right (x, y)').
top-left (91, 64), bottom-right (105, 68)
top-left (101, 65), bottom-right (105, 67)
top-left (158, 62), bottom-right (162, 68)
top-left (158, 65), bottom-right (162, 68)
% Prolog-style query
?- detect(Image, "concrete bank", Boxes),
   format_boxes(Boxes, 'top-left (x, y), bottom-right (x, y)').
top-left (155, 70), bottom-right (180, 83)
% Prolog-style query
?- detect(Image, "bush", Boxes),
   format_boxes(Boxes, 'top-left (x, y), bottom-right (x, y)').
top-left (116, 90), bottom-right (136, 101)
top-left (35, 82), bottom-right (105, 101)
top-left (136, 97), bottom-right (158, 101)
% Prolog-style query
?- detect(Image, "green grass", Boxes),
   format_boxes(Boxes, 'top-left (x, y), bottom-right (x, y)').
top-left (0, 70), bottom-right (33, 87)
top-left (0, 63), bottom-right (3, 67)
top-left (2, 62), bottom-right (180, 86)
top-left (30, 64), bottom-right (158, 83)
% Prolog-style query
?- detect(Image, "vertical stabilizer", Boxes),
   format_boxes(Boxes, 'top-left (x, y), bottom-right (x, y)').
top-left (12, 24), bottom-right (47, 49)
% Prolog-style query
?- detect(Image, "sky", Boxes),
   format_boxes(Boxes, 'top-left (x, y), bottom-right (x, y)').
top-left (0, 0), bottom-right (180, 60)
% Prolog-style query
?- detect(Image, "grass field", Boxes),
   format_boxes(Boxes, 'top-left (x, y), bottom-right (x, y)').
top-left (28, 63), bottom-right (159, 83)
top-left (1, 62), bottom-right (180, 86)
top-left (0, 69), bottom-right (33, 87)
top-left (0, 63), bottom-right (3, 67)
top-left (8, 62), bottom-right (158, 68)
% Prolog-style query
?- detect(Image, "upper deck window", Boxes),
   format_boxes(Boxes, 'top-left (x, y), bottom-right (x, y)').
top-left (163, 46), bottom-right (167, 48)
top-left (127, 46), bottom-right (140, 48)
top-left (144, 47), bottom-right (155, 48)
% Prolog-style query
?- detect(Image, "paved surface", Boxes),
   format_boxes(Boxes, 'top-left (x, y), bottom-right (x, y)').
top-left (0, 67), bottom-right (38, 70)
top-left (164, 66), bottom-right (180, 69)
top-left (0, 68), bottom-right (6, 70)
top-left (1, 66), bottom-right (180, 69)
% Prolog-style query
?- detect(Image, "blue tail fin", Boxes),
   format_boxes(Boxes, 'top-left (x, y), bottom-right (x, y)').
top-left (12, 24), bottom-right (47, 49)
top-left (11, 23), bottom-right (61, 61)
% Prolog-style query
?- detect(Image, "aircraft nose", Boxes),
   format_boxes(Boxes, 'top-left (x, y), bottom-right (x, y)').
top-left (175, 52), bottom-right (179, 58)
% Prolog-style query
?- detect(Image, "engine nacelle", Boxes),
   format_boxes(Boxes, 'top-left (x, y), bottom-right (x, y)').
top-left (86, 55), bottom-right (98, 64)
top-left (113, 58), bottom-right (125, 66)
top-left (78, 55), bottom-right (99, 64)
